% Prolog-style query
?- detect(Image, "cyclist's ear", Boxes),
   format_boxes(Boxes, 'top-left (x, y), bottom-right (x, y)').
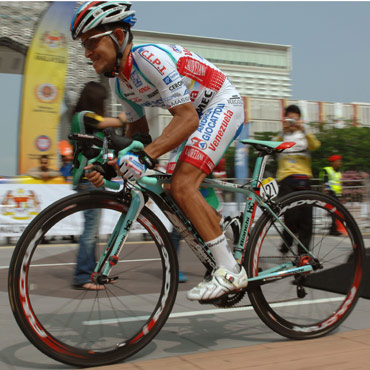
top-left (113, 28), bottom-right (125, 45)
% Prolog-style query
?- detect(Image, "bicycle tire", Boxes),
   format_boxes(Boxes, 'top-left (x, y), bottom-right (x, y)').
top-left (8, 190), bottom-right (178, 367)
top-left (245, 190), bottom-right (365, 339)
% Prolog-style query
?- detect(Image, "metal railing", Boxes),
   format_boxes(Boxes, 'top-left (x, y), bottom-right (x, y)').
top-left (217, 178), bottom-right (370, 232)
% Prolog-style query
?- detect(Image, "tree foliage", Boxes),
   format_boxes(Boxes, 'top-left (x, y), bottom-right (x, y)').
top-left (311, 124), bottom-right (370, 177)
top-left (225, 124), bottom-right (370, 179)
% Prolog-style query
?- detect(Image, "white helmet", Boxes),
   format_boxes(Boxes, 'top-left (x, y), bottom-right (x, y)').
top-left (70, 1), bottom-right (136, 40)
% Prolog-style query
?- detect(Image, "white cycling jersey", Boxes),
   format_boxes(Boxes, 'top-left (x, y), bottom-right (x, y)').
top-left (110, 43), bottom-right (245, 174)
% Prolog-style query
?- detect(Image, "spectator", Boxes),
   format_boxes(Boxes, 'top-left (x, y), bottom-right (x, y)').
top-left (58, 140), bottom-right (73, 180)
top-left (59, 155), bottom-right (73, 181)
top-left (26, 155), bottom-right (62, 181)
top-left (71, 81), bottom-right (124, 291)
top-left (320, 154), bottom-right (343, 236)
top-left (275, 104), bottom-right (321, 253)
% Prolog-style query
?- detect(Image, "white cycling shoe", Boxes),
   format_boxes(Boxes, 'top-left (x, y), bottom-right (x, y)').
top-left (186, 266), bottom-right (248, 301)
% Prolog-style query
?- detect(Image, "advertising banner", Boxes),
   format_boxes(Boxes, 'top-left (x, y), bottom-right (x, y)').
top-left (18, 2), bottom-right (76, 174)
top-left (0, 178), bottom-right (170, 238)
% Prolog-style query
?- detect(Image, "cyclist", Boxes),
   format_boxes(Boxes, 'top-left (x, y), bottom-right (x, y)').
top-left (70, 1), bottom-right (248, 301)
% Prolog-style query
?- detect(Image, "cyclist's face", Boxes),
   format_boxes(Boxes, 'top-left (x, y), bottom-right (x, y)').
top-left (80, 29), bottom-right (116, 75)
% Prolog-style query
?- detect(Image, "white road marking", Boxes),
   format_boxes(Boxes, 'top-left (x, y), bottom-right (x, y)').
top-left (82, 297), bottom-right (344, 326)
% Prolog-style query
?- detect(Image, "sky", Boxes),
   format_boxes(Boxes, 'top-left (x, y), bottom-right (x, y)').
top-left (132, 1), bottom-right (370, 103)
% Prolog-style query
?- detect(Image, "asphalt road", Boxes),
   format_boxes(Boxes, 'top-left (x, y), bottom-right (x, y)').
top-left (1, 238), bottom-right (370, 370)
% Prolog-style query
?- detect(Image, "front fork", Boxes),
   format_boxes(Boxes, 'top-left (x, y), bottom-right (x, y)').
top-left (92, 189), bottom-right (145, 283)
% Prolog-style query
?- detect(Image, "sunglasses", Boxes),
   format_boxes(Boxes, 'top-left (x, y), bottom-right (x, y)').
top-left (81, 30), bottom-right (113, 51)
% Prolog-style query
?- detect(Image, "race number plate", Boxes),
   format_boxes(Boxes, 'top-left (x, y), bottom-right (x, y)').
top-left (259, 177), bottom-right (279, 200)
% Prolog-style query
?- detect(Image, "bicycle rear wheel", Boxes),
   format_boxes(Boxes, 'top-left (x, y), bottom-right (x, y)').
top-left (246, 190), bottom-right (365, 339)
top-left (8, 190), bottom-right (178, 367)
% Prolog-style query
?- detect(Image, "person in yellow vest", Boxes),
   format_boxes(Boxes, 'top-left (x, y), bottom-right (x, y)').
top-left (320, 154), bottom-right (343, 236)
top-left (275, 104), bottom-right (321, 254)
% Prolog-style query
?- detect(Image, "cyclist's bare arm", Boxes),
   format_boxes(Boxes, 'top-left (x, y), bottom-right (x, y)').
top-left (145, 102), bottom-right (198, 159)
top-left (125, 116), bottom-right (150, 137)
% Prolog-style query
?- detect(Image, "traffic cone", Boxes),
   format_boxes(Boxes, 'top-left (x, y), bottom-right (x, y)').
top-left (336, 219), bottom-right (348, 235)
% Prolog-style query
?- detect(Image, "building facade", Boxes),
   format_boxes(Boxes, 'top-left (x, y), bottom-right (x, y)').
top-left (1, 1), bottom-right (370, 174)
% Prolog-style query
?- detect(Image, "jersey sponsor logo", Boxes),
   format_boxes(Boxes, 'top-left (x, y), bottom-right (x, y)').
top-left (121, 79), bottom-right (132, 90)
top-left (142, 98), bottom-right (164, 107)
top-left (139, 49), bottom-right (167, 75)
top-left (168, 96), bottom-right (191, 109)
top-left (195, 90), bottom-right (215, 115)
top-left (190, 91), bottom-right (199, 102)
top-left (184, 146), bottom-right (205, 161)
top-left (147, 90), bottom-right (159, 99)
top-left (228, 95), bottom-right (243, 106)
top-left (166, 162), bottom-right (176, 174)
top-left (182, 47), bottom-right (193, 57)
top-left (198, 103), bottom-right (225, 141)
top-left (163, 71), bottom-right (179, 85)
top-left (191, 137), bottom-right (208, 150)
top-left (139, 85), bottom-right (150, 94)
top-left (180, 146), bottom-right (214, 175)
top-left (131, 97), bottom-right (143, 103)
top-left (169, 80), bottom-right (184, 91)
top-left (131, 70), bottom-right (143, 88)
top-left (177, 57), bottom-right (226, 92)
top-left (209, 110), bottom-right (234, 151)
top-left (163, 75), bottom-right (173, 85)
top-left (169, 45), bottom-right (182, 54)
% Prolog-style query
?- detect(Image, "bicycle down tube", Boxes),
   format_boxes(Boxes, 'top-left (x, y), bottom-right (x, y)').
top-left (98, 168), bottom-right (314, 287)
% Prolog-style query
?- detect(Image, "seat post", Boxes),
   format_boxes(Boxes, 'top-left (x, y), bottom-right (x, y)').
top-left (251, 152), bottom-right (270, 189)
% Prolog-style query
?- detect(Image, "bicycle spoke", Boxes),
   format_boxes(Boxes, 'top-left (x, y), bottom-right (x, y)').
top-left (247, 191), bottom-right (365, 339)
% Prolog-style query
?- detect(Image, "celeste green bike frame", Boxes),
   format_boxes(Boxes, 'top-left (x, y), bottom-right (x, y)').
top-left (93, 138), bottom-right (315, 288)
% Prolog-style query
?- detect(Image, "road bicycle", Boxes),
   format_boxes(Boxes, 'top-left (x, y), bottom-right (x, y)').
top-left (8, 129), bottom-right (366, 367)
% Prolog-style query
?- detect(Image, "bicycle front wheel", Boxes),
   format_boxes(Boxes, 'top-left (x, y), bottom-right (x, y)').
top-left (246, 190), bottom-right (365, 339)
top-left (8, 190), bottom-right (178, 367)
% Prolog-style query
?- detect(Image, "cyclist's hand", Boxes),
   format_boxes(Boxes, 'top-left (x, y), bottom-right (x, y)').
top-left (85, 164), bottom-right (104, 187)
top-left (85, 159), bottom-right (118, 187)
top-left (118, 152), bottom-right (146, 181)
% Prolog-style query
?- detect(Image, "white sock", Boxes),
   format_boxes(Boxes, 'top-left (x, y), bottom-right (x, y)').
top-left (206, 234), bottom-right (239, 273)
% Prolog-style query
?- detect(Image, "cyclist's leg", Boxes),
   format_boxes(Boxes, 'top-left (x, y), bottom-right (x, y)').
top-left (171, 161), bottom-right (222, 241)
top-left (171, 162), bottom-right (247, 300)
top-left (169, 86), bottom-right (248, 301)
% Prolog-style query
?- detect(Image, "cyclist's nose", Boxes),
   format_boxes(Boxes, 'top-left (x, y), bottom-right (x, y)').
top-left (85, 47), bottom-right (93, 58)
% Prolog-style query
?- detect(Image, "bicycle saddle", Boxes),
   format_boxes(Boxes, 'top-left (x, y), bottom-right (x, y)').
top-left (240, 139), bottom-right (296, 153)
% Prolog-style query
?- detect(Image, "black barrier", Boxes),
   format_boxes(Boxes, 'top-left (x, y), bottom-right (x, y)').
top-left (302, 249), bottom-right (370, 300)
